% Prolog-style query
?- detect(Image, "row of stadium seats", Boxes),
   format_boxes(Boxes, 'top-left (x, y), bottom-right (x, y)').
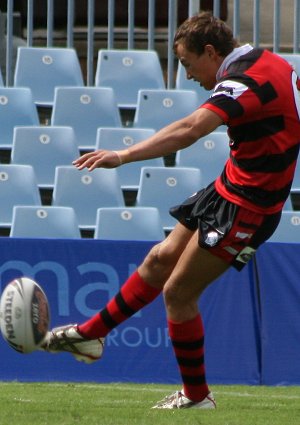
top-left (2, 46), bottom-right (299, 109)
top-left (0, 85), bottom-right (209, 152)
top-left (7, 126), bottom-right (228, 189)
top-left (9, 205), bottom-right (165, 241)
top-left (11, 47), bottom-right (209, 109)
top-left (9, 204), bottom-right (300, 243)
top-left (0, 163), bottom-right (201, 233)
top-left (6, 124), bottom-right (300, 193)
top-left (0, 160), bottom-right (297, 241)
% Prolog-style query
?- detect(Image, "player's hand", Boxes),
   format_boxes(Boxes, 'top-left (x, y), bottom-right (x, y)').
top-left (73, 150), bottom-right (123, 171)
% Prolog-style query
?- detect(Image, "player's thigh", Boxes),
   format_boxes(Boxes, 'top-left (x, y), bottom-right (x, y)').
top-left (139, 223), bottom-right (195, 286)
top-left (164, 230), bottom-right (230, 305)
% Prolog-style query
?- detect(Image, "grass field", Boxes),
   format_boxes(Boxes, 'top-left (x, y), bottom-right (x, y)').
top-left (1, 382), bottom-right (300, 425)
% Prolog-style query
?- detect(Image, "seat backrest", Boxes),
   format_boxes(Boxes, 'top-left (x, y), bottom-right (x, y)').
top-left (277, 53), bottom-right (300, 76)
top-left (175, 131), bottom-right (229, 187)
top-left (136, 166), bottom-right (202, 230)
top-left (52, 166), bottom-right (124, 229)
top-left (51, 87), bottom-right (122, 150)
top-left (0, 87), bottom-right (40, 149)
top-left (175, 61), bottom-right (213, 105)
top-left (10, 205), bottom-right (81, 239)
top-left (291, 156), bottom-right (300, 191)
top-left (95, 49), bottom-right (165, 108)
top-left (14, 47), bottom-right (84, 106)
top-left (283, 194), bottom-right (293, 211)
top-left (94, 207), bottom-right (165, 241)
top-left (11, 126), bottom-right (80, 188)
top-left (96, 127), bottom-right (164, 189)
top-left (0, 164), bottom-right (41, 227)
top-left (268, 211), bottom-right (300, 243)
top-left (133, 89), bottom-right (199, 131)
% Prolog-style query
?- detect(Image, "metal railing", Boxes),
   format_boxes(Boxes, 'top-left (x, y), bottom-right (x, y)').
top-left (1, 0), bottom-right (300, 87)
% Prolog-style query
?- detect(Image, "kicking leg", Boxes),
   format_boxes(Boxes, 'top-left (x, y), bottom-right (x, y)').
top-left (42, 224), bottom-right (195, 362)
top-left (78, 223), bottom-right (195, 337)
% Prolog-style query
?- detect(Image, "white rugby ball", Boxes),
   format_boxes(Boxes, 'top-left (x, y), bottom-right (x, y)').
top-left (0, 277), bottom-right (50, 353)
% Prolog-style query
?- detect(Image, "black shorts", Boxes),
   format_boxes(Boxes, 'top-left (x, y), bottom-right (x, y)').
top-left (169, 183), bottom-right (282, 270)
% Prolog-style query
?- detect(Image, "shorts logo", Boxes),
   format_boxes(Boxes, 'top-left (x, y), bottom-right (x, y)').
top-left (204, 231), bottom-right (220, 247)
top-left (235, 246), bottom-right (256, 264)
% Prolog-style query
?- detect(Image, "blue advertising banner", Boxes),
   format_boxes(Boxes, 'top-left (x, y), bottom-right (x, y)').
top-left (256, 242), bottom-right (300, 385)
top-left (0, 237), bottom-right (260, 384)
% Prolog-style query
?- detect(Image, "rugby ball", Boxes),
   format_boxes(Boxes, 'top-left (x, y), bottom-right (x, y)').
top-left (0, 277), bottom-right (50, 353)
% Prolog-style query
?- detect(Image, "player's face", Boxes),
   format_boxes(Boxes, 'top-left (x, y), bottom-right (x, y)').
top-left (176, 43), bottom-right (223, 90)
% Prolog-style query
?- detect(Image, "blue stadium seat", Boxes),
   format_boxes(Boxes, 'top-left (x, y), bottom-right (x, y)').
top-left (96, 127), bottom-right (164, 190)
top-left (14, 47), bottom-right (84, 107)
top-left (10, 206), bottom-right (81, 239)
top-left (0, 87), bottom-right (39, 149)
top-left (268, 211), bottom-right (300, 243)
top-left (94, 207), bottom-right (165, 241)
top-left (283, 194), bottom-right (293, 211)
top-left (136, 166), bottom-right (202, 231)
top-left (133, 89), bottom-right (199, 131)
top-left (52, 166), bottom-right (124, 230)
top-left (11, 126), bottom-right (80, 188)
top-left (175, 131), bottom-right (229, 187)
top-left (175, 61), bottom-right (213, 105)
top-left (95, 49), bottom-right (165, 109)
top-left (290, 156), bottom-right (300, 191)
top-left (290, 159), bottom-right (300, 210)
top-left (277, 53), bottom-right (300, 76)
top-left (51, 87), bottom-right (122, 150)
top-left (0, 164), bottom-right (41, 228)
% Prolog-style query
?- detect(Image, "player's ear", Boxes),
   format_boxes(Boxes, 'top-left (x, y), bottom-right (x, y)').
top-left (204, 44), bottom-right (217, 58)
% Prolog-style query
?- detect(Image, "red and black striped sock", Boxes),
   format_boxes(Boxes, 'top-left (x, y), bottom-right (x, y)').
top-left (78, 271), bottom-right (161, 339)
top-left (168, 314), bottom-right (209, 402)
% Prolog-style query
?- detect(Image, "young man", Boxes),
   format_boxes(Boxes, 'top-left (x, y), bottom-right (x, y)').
top-left (42, 12), bottom-right (300, 409)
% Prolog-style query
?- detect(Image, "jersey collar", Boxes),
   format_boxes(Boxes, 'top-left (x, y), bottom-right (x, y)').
top-left (216, 44), bottom-right (254, 82)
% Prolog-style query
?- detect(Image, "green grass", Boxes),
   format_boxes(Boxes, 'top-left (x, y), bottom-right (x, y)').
top-left (1, 382), bottom-right (300, 425)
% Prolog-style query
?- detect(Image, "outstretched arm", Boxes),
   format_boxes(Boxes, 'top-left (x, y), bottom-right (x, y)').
top-left (73, 107), bottom-right (223, 171)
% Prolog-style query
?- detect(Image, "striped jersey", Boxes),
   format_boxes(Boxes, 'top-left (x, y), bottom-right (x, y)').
top-left (202, 48), bottom-right (300, 214)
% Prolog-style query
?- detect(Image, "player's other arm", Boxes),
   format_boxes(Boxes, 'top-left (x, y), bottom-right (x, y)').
top-left (73, 108), bottom-right (223, 171)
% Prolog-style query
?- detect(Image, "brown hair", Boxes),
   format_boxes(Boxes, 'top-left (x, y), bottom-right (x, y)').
top-left (173, 11), bottom-right (238, 57)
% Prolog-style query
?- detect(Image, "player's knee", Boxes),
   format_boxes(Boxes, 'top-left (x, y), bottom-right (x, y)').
top-left (146, 241), bottom-right (178, 270)
top-left (163, 284), bottom-right (180, 309)
top-left (140, 241), bottom-right (180, 283)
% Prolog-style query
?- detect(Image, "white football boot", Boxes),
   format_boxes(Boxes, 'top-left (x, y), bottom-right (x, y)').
top-left (41, 324), bottom-right (104, 364)
top-left (152, 390), bottom-right (216, 409)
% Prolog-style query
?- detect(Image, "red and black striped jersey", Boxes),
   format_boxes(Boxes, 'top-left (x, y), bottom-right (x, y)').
top-left (202, 48), bottom-right (300, 214)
